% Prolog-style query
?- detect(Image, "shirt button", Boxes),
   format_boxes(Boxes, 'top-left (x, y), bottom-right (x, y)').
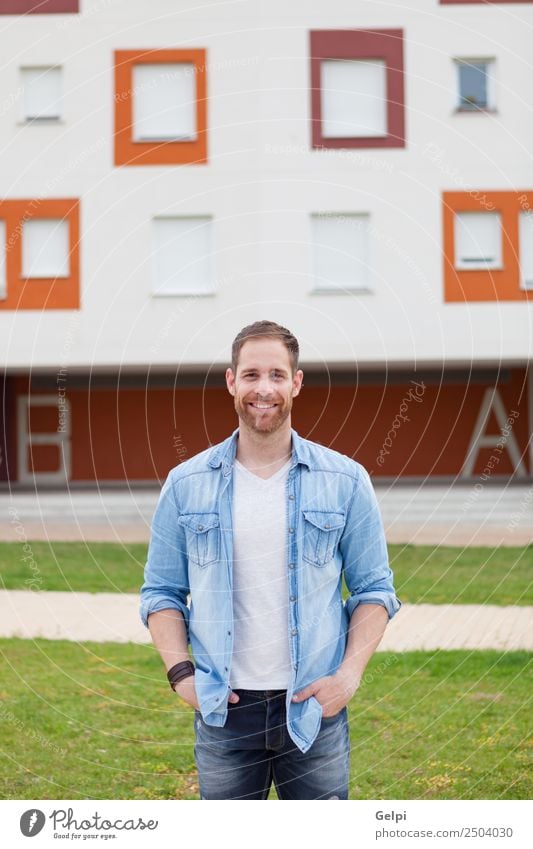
top-left (290, 595), bottom-right (296, 602)
top-left (224, 666), bottom-right (228, 672)
top-left (288, 563), bottom-right (295, 570)
top-left (288, 527), bottom-right (294, 533)
top-left (288, 495), bottom-right (295, 500)
top-left (291, 627), bottom-right (297, 636)
top-left (227, 630), bottom-right (231, 635)
top-left (324, 523), bottom-right (330, 529)
top-left (198, 524), bottom-right (204, 530)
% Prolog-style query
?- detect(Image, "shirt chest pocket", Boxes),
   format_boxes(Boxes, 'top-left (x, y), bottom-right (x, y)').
top-left (177, 512), bottom-right (220, 567)
top-left (301, 510), bottom-right (345, 567)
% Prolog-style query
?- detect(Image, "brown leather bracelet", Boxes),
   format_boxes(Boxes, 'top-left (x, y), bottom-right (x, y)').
top-left (170, 671), bottom-right (195, 692)
top-left (167, 660), bottom-right (195, 691)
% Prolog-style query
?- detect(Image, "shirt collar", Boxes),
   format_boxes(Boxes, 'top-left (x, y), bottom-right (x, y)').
top-left (207, 426), bottom-right (311, 475)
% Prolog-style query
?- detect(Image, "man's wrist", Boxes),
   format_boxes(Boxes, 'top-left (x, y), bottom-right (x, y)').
top-left (335, 664), bottom-right (361, 695)
top-left (167, 660), bottom-right (195, 691)
top-left (171, 673), bottom-right (195, 693)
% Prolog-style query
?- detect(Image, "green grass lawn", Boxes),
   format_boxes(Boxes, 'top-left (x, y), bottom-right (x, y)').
top-left (0, 639), bottom-right (530, 800)
top-left (0, 541), bottom-right (531, 605)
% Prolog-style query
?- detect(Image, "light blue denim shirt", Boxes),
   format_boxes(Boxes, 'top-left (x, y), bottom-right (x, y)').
top-left (140, 426), bottom-right (401, 754)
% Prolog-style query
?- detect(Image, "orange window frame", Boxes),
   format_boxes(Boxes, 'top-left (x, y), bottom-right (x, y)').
top-left (114, 49), bottom-right (207, 167)
top-left (0, 198), bottom-right (79, 310)
top-left (443, 191), bottom-right (533, 302)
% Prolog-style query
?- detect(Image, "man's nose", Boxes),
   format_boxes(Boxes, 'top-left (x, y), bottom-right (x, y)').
top-left (256, 376), bottom-right (274, 396)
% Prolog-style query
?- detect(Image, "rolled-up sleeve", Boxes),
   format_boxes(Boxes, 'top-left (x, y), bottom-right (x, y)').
top-left (340, 465), bottom-right (401, 621)
top-left (139, 469), bottom-right (190, 635)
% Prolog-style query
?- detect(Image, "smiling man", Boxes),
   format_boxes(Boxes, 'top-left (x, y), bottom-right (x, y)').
top-left (140, 320), bottom-right (401, 800)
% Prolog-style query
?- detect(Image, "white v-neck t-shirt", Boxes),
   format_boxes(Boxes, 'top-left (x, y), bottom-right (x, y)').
top-left (229, 457), bottom-right (293, 690)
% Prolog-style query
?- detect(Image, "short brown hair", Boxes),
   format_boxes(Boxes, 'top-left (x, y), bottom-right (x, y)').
top-left (231, 320), bottom-right (300, 374)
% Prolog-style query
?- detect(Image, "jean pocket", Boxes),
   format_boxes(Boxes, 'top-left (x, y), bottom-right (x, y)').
top-left (302, 510), bottom-right (345, 566)
top-left (178, 512), bottom-right (220, 567)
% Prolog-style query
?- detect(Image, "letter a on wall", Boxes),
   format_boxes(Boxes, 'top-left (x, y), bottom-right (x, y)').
top-left (461, 389), bottom-right (527, 479)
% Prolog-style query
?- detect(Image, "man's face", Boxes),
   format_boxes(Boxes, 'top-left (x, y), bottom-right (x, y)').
top-left (226, 338), bottom-right (303, 435)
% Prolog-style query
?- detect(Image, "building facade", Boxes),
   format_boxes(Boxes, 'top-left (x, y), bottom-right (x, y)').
top-left (0, 0), bottom-right (531, 487)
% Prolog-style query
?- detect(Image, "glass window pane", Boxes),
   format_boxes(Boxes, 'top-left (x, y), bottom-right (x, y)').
top-left (153, 217), bottom-right (213, 295)
top-left (321, 59), bottom-right (387, 138)
top-left (519, 211), bottom-right (533, 289)
top-left (312, 213), bottom-right (370, 290)
top-left (454, 212), bottom-right (502, 269)
top-left (22, 219), bottom-right (70, 278)
top-left (458, 62), bottom-right (488, 109)
top-left (21, 66), bottom-right (62, 120)
top-left (133, 63), bottom-right (196, 141)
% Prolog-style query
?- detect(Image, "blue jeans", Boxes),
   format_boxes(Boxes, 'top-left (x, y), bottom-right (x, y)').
top-left (193, 689), bottom-right (350, 800)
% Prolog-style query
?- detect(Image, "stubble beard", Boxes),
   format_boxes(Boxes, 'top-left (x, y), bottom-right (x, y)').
top-left (234, 395), bottom-right (292, 435)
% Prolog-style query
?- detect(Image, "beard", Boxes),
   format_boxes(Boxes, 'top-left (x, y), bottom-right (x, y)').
top-left (234, 394), bottom-right (292, 435)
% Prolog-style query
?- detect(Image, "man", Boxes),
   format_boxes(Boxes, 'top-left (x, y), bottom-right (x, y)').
top-left (140, 320), bottom-right (401, 800)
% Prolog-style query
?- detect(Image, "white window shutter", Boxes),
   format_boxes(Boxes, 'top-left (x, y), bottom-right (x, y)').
top-left (22, 219), bottom-right (70, 278)
top-left (519, 211), bottom-right (533, 290)
top-left (21, 66), bottom-right (62, 120)
top-left (153, 216), bottom-right (213, 295)
top-left (312, 213), bottom-right (370, 291)
top-left (454, 212), bottom-right (502, 269)
top-left (321, 59), bottom-right (387, 138)
top-left (133, 63), bottom-right (196, 141)
top-left (0, 221), bottom-right (6, 299)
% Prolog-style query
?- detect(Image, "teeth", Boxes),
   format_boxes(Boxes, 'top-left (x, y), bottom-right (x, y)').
top-left (251, 403), bottom-right (275, 409)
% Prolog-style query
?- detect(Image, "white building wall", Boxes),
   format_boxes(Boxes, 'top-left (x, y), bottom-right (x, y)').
top-left (0, 0), bottom-right (531, 369)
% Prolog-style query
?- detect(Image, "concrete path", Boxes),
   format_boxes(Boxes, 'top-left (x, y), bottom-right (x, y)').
top-left (1, 484), bottom-right (532, 546)
top-left (1, 590), bottom-right (531, 651)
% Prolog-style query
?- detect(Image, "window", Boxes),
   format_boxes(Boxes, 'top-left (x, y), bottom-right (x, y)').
top-left (0, 1), bottom-right (78, 12)
top-left (20, 66), bottom-right (62, 121)
top-left (0, 199), bottom-right (79, 310)
top-left (454, 212), bottom-right (502, 269)
top-left (310, 29), bottom-right (405, 149)
top-left (455, 59), bottom-right (494, 112)
top-left (443, 191), bottom-right (533, 302)
top-left (311, 213), bottom-right (371, 292)
top-left (0, 220), bottom-right (6, 300)
top-left (519, 212), bottom-right (533, 290)
top-left (440, 1), bottom-right (532, 5)
top-left (22, 218), bottom-right (69, 278)
top-left (321, 59), bottom-right (387, 138)
top-left (132, 63), bottom-right (196, 141)
top-left (153, 216), bottom-right (213, 296)
top-left (115, 49), bottom-right (207, 166)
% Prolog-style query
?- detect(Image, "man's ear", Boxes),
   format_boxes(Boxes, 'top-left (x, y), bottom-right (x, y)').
top-left (226, 366), bottom-right (236, 396)
top-left (292, 368), bottom-right (304, 398)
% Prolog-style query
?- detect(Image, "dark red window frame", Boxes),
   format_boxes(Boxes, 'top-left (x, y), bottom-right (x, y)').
top-left (0, 1), bottom-right (78, 13)
top-left (440, 1), bottom-right (533, 4)
top-left (310, 29), bottom-right (405, 150)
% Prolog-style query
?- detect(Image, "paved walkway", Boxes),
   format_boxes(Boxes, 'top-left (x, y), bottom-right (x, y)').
top-left (1, 484), bottom-right (531, 545)
top-left (1, 590), bottom-right (531, 651)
